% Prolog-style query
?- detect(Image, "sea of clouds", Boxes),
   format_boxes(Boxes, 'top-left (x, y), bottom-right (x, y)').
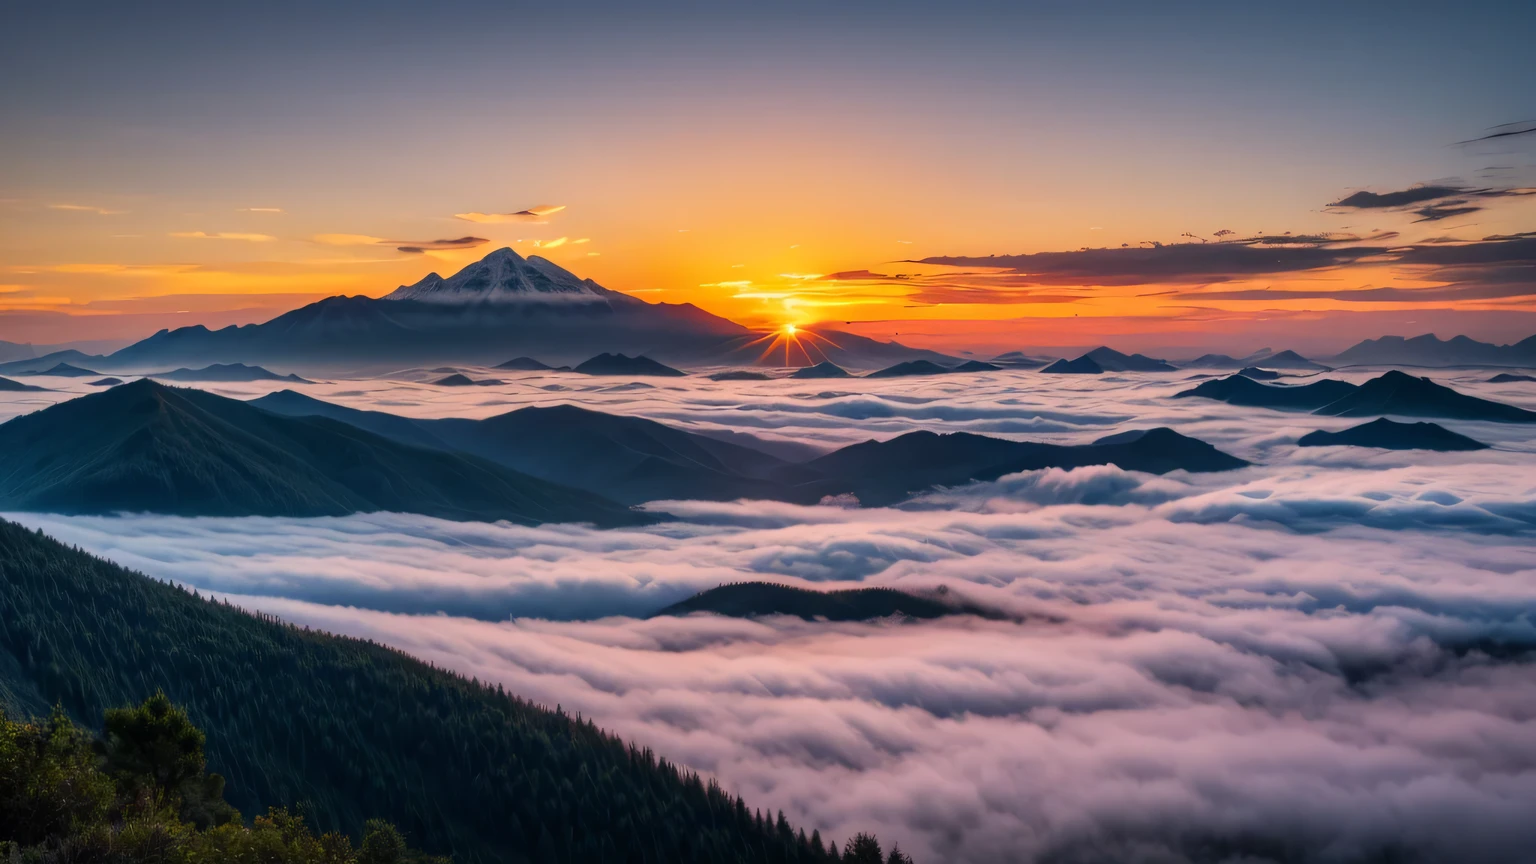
top-left (5, 367), bottom-right (1536, 862)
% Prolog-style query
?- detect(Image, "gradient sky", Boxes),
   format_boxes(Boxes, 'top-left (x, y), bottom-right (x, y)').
top-left (3, 0), bottom-right (1534, 354)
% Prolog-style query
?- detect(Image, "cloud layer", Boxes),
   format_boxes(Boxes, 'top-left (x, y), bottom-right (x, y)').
top-left (5, 372), bottom-right (1535, 863)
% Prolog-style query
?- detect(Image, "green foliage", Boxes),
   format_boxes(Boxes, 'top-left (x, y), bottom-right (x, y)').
top-left (0, 701), bottom-right (444, 863)
top-left (0, 519), bottom-right (912, 863)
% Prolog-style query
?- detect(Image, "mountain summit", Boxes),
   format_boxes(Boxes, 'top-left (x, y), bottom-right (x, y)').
top-left (383, 247), bottom-right (612, 304)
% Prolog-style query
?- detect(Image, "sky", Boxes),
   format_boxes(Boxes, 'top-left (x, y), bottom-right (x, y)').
top-left (2, 0), bottom-right (1535, 354)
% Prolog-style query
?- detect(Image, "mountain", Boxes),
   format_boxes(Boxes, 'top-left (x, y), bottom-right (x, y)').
top-left (0, 518), bottom-right (870, 863)
top-left (31, 362), bottom-right (99, 377)
top-left (102, 248), bottom-right (951, 372)
top-left (1180, 349), bottom-right (1326, 370)
top-left (1236, 366), bottom-right (1283, 380)
top-left (151, 362), bottom-right (309, 383)
top-left (0, 380), bottom-right (648, 525)
top-left (432, 373), bottom-right (502, 386)
top-left (494, 356), bottom-right (557, 370)
top-left (0, 340), bottom-right (36, 363)
top-left (1332, 333), bottom-right (1536, 367)
top-left (789, 427), bottom-right (1247, 506)
top-left (0, 376), bottom-right (47, 392)
top-left (249, 391), bottom-right (794, 505)
top-left (573, 353), bottom-right (686, 376)
top-left (1255, 349), bottom-right (1328, 370)
top-left (0, 350), bottom-right (107, 375)
top-left (1489, 373), bottom-right (1536, 383)
top-left (952, 360), bottom-right (1002, 372)
top-left (1082, 346), bottom-right (1177, 372)
top-left (1297, 418), bottom-right (1488, 451)
top-left (989, 351), bottom-right (1053, 368)
top-left (1174, 375), bottom-right (1360, 410)
top-left (867, 360), bottom-right (952, 378)
top-left (1041, 356), bottom-right (1103, 374)
top-left (1311, 370), bottom-right (1536, 423)
top-left (655, 582), bottom-right (995, 621)
top-left (249, 391), bottom-right (1242, 507)
top-left (708, 370), bottom-right (773, 381)
top-left (88, 377), bottom-right (123, 386)
top-left (789, 361), bottom-right (851, 379)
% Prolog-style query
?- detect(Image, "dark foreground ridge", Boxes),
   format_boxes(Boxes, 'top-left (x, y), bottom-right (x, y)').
top-left (0, 379), bottom-right (648, 525)
top-left (655, 582), bottom-right (1004, 622)
top-left (0, 519), bottom-right (895, 863)
top-left (1298, 418), bottom-right (1489, 451)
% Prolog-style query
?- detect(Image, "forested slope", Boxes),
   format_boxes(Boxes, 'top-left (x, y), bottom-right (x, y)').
top-left (0, 519), bottom-right (895, 863)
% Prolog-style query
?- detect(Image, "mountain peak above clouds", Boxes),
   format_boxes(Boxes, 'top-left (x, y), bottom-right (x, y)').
top-left (383, 247), bottom-right (610, 304)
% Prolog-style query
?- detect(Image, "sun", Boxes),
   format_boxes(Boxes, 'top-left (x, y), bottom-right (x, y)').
top-left (784, 324), bottom-right (798, 336)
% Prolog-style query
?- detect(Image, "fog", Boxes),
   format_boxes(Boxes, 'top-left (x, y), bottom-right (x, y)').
top-left (5, 369), bottom-right (1535, 862)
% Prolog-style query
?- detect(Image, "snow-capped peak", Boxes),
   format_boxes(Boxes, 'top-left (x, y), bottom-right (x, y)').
top-left (383, 247), bottom-right (609, 303)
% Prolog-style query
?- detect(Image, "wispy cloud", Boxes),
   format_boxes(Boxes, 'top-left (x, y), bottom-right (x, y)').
top-left (312, 233), bottom-right (387, 246)
top-left (48, 203), bottom-right (125, 215)
top-left (455, 205), bottom-right (566, 224)
top-left (169, 231), bottom-right (276, 242)
top-left (239, 206), bottom-right (284, 213)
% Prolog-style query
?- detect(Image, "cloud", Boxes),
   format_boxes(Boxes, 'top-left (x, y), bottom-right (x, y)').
top-left (5, 371), bottom-right (1536, 863)
top-left (312, 233), bottom-right (388, 246)
top-left (48, 203), bottom-right (125, 215)
top-left (393, 236), bottom-right (488, 254)
top-left (169, 231), bottom-right (276, 242)
top-left (455, 205), bottom-right (566, 224)
top-left (239, 207), bottom-right (284, 213)
top-left (1327, 183), bottom-right (1535, 222)
top-left (1457, 120), bottom-right (1536, 145)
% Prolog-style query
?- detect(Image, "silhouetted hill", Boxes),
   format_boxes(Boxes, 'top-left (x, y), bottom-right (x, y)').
top-left (1041, 356), bottom-right (1103, 374)
top-left (1333, 333), bottom-right (1536, 367)
top-left (951, 360), bottom-right (1002, 372)
top-left (709, 370), bottom-right (773, 381)
top-left (1083, 346), bottom-right (1177, 372)
top-left (151, 362), bottom-right (309, 383)
top-left (0, 519), bottom-right (870, 864)
top-left (0, 380), bottom-right (647, 525)
top-left (867, 360), bottom-right (951, 378)
top-left (250, 391), bottom-right (793, 505)
top-left (1174, 374), bottom-right (1359, 409)
top-left (789, 361), bottom-right (850, 378)
top-left (432, 373), bottom-right (502, 386)
top-left (87, 377), bottom-right (123, 386)
top-left (1181, 349), bottom-right (1326, 370)
top-left (494, 356), bottom-right (556, 370)
top-left (1236, 367), bottom-right (1282, 380)
top-left (574, 353), bottom-right (686, 376)
top-left (1297, 418), bottom-right (1488, 451)
top-left (790, 427), bottom-right (1246, 506)
top-left (0, 376), bottom-right (47, 392)
top-left (1489, 373), bottom-right (1536, 383)
top-left (1312, 370), bottom-right (1536, 422)
top-left (989, 351), bottom-right (1053, 368)
top-left (0, 350), bottom-right (106, 375)
top-left (655, 582), bottom-right (993, 621)
top-left (32, 362), bottom-right (98, 377)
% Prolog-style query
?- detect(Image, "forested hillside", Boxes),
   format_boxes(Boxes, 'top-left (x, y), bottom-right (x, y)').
top-left (0, 519), bottom-right (905, 863)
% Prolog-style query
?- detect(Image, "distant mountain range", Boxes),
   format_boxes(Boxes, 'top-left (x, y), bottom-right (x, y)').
top-left (89, 248), bottom-right (953, 372)
top-left (1177, 370), bottom-right (1536, 422)
top-left (250, 390), bottom-right (1246, 506)
top-left (1041, 347), bottom-right (1178, 374)
top-left (1332, 333), bottom-right (1536, 367)
top-left (1298, 418), bottom-right (1488, 451)
top-left (149, 362), bottom-right (310, 383)
top-left (0, 380), bottom-right (648, 525)
top-left (1181, 348), bottom-right (1328, 371)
